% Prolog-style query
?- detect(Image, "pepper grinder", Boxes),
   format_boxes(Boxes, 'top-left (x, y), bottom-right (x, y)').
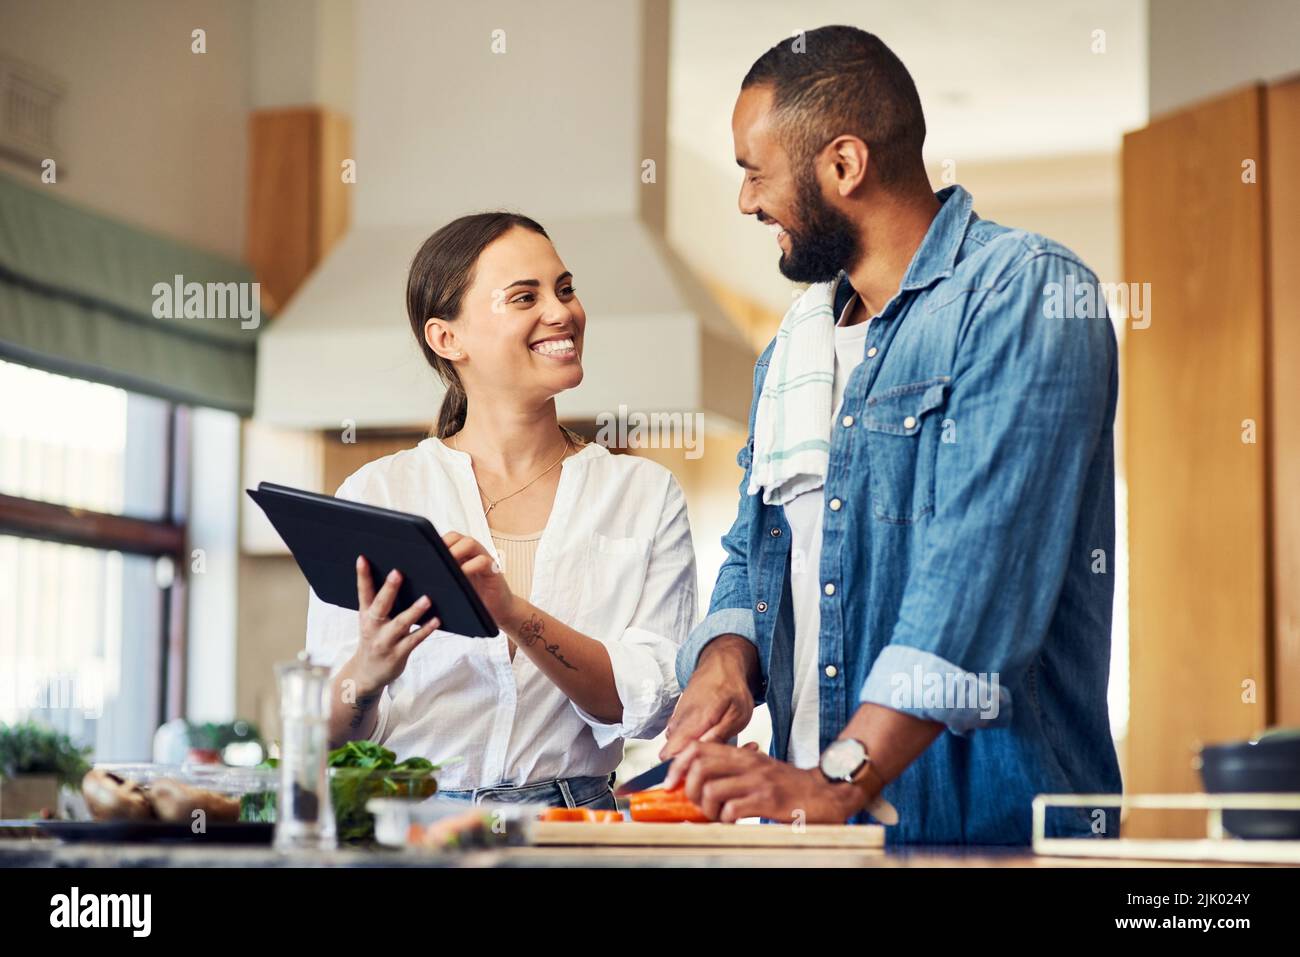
top-left (273, 651), bottom-right (336, 851)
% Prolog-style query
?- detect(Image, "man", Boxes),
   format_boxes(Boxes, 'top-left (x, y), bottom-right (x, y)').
top-left (661, 25), bottom-right (1122, 844)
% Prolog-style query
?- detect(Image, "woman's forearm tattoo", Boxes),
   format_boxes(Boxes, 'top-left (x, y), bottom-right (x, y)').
top-left (518, 614), bottom-right (577, 671)
top-left (349, 692), bottom-right (378, 729)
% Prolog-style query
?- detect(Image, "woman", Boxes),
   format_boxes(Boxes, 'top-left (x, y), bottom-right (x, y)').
top-left (305, 212), bottom-right (697, 810)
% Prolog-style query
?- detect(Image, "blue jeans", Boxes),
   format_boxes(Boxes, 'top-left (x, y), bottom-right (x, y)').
top-left (439, 774), bottom-right (616, 810)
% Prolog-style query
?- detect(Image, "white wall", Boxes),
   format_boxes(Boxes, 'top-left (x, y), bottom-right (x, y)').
top-left (940, 152), bottom-right (1121, 284)
top-left (251, 0), bottom-right (354, 112)
top-left (1149, 0), bottom-right (1300, 116)
top-left (0, 0), bottom-right (253, 260)
top-left (352, 0), bottom-right (640, 229)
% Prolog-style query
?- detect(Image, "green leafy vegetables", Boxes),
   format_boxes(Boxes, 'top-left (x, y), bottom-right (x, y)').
top-left (327, 740), bottom-right (434, 774)
top-left (240, 741), bottom-right (439, 843)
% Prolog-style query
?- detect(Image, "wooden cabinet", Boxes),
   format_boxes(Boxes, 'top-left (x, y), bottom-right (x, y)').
top-left (1122, 78), bottom-right (1300, 835)
top-left (1265, 78), bottom-right (1300, 727)
top-left (241, 105), bottom-right (396, 555)
top-left (244, 108), bottom-right (352, 315)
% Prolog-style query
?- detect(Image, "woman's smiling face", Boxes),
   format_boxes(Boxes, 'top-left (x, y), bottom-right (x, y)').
top-left (430, 225), bottom-right (586, 402)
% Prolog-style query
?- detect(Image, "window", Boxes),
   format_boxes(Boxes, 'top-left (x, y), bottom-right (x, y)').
top-left (0, 359), bottom-right (187, 761)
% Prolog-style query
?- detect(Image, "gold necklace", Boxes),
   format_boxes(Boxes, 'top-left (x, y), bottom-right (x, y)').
top-left (450, 430), bottom-right (571, 516)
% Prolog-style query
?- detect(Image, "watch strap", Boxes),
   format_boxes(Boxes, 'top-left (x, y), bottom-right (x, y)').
top-left (828, 738), bottom-right (900, 826)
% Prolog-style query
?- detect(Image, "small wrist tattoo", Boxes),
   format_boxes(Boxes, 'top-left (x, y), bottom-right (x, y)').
top-left (349, 693), bottom-right (378, 729)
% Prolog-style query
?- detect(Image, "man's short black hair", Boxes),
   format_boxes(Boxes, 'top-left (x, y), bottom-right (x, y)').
top-left (742, 25), bottom-right (927, 188)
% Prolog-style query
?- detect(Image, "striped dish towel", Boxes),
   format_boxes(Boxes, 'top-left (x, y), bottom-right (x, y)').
top-left (748, 279), bottom-right (839, 506)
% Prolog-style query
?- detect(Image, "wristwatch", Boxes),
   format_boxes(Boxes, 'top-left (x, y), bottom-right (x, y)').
top-left (819, 738), bottom-right (898, 824)
top-left (820, 737), bottom-right (874, 784)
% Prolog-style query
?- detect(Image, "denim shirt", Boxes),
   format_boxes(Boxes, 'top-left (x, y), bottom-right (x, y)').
top-left (677, 185), bottom-right (1123, 845)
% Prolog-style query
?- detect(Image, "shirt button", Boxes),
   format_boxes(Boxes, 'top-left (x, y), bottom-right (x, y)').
top-left (824, 665), bottom-right (838, 678)
top-left (829, 498), bottom-right (842, 511)
top-left (823, 583), bottom-right (835, 596)
top-left (756, 600), bottom-right (768, 613)
top-left (841, 414), bottom-right (854, 428)
top-left (866, 347), bottom-right (878, 358)
top-left (903, 415), bottom-right (917, 429)
top-left (770, 527), bottom-right (782, 537)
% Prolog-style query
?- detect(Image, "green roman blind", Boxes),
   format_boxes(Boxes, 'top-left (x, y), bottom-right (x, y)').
top-left (0, 173), bottom-right (263, 415)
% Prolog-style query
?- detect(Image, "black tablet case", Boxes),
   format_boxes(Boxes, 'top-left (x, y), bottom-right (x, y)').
top-left (245, 482), bottom-right (498, 637)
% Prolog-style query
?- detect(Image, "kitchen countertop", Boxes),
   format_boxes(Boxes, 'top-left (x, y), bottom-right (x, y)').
top-left (0, 837), bottom-right (1273, 868)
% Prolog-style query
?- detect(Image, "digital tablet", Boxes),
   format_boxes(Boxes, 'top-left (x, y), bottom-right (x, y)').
top-left (245, 482), bottom-right (498, 637)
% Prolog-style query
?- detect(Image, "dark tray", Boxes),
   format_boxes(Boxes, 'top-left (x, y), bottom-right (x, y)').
top-left (1200, 730), bottom-right (1300, 840)
top-left (31, 820), bottom-right (274, 844)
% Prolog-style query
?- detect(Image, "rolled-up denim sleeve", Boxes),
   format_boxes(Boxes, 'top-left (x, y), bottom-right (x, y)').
top-left (675, 608), bottom-right (758, 692)
top-left (673, 446), bottom-right (761, 693)
top-left (859, 645), bottom-right (1011, 734)
top-left (860, 252), bottom-right (1116, 734)
top-left (674, 353), bottom-right (769, 693)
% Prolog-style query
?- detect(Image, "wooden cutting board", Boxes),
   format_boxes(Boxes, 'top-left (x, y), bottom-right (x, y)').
top-left (531, 821), bottom-right (884, 848)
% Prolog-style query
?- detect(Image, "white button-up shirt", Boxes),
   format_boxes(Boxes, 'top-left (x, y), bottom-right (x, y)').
top-left (304, 437), bottom-right (697, 789)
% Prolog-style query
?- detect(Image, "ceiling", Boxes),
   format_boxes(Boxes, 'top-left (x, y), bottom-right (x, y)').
top-left (669, 0), bottom-right (1148, 174)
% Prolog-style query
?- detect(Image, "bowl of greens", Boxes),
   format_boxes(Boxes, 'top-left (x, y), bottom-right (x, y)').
top-left (328, 741), bottom-right (439, 843)
top-left (239, 741), bottom-right (441, 844)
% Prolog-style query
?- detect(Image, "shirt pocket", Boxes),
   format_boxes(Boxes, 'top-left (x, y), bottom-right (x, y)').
top-left (575, 532), bottom-right (654, 636)
top-left (863, 376), bottom-right (949, 524)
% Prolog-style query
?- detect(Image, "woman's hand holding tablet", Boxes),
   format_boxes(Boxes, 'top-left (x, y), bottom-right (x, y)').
top-left (441, 531), bottom-right (522, 633)
top-left (349, 556), bottom-right (443, 693)
top-left (347, 530), bottom-right (516, 698)
top-left (245, 482), bottom-right (499, 638)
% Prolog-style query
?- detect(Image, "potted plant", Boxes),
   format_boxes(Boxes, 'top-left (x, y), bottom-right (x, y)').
top-left (0, 721), bottom-right (92, 820)
top-left (184, 720), bottom-right (264, 765)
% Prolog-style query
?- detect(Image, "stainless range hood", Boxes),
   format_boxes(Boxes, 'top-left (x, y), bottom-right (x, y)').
top-left (254, 0), bottom-right (754, 432)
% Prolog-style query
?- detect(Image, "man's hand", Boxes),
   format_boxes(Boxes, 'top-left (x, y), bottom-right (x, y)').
top-left (664, 741), bottom-right (868, 823)
top-left (660, 635), bottom-right (760, 760)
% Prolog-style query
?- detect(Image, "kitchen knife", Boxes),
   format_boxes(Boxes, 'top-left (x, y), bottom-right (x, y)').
top-left (614, 756), bottom-right (901, 825)
top-left (616, 734), bottom-right (740, 796)
top-left (614, 759), bottom-right (670, 796)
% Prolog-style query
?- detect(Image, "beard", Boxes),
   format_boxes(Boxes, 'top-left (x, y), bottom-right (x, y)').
top-left (776, 170), bottom-right (861, 284)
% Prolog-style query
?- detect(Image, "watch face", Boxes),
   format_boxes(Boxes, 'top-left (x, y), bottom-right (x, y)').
top-left (820, 738), bottom-right (867, 782)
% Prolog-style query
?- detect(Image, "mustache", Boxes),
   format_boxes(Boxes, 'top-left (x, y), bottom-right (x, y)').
top-left (755, 211), bottom-right (793, 235)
